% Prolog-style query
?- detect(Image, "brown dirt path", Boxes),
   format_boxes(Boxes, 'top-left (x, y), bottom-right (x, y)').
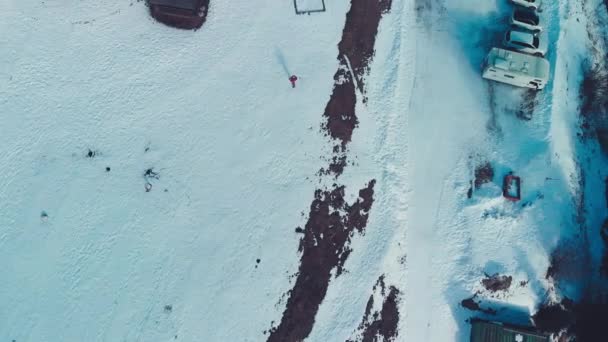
top-left (267, 182), bottom-right (376, 342)
top-left (267, 0), bottom-right (393, 340)
top-left (347, 276), bottom-right (401, 342)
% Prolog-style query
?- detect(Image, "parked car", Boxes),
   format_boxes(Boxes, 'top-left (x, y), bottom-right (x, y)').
top-left (148, 0), bottom-right (208, 30)
top-left (503, 28), bottom-right (548, 56)
top-left (510, 7), bottom-right (542, 32)
top-left (510, 0), bottom-right (541, 10)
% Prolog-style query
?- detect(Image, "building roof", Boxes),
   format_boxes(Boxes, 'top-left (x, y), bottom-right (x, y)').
top-left (148, 0), bottom-right (200, 11)
top-left (488, 48), bottom-right (550, 80)
top-left (470, 320), bottom-right (549, 342)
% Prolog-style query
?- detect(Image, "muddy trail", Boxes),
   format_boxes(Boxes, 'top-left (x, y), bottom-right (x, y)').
top-left (267, 182), bottom-right (376, 342)
top-left (323, 0), bottom-right (393, 151)
top-left (347, 276), bottom-right (401, 342)
top-left (267, 0), bottom-right (393, 341)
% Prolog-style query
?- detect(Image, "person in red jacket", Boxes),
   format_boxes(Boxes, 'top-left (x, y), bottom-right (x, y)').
top-left (289, 75), bottom-right (298, 88)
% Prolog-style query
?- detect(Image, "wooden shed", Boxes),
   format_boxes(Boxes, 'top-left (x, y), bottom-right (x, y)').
top-left (470, 319), bottom-right (549, 342)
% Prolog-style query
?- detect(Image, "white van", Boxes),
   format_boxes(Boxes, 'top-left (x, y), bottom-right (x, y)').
top-left (482, 48), bottom-right (550, 90)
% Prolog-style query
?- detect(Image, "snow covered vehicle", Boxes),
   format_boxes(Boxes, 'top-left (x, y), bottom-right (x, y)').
top-left (510, 7), bottom-right (542, 32)
top-left (482, 48), bottom-right (550, 89)
top-left (503, 28), bottom-right (548, 57)
top-left (510, 0), bottom-right (541, 10)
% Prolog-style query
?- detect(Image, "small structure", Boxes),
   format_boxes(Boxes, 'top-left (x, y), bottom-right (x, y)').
top-left (470, 319), bottom-right (549, 342)
top-left (503, 173), bottom-right (521, 201)
top-left (482, 48), bottom-right (550, 90)
top-left (148, 0), bottom-right (209, 30)
top-left (294, 0), bottom-right (326, 15)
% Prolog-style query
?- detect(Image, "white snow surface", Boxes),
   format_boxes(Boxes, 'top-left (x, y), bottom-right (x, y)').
top-left (1, 0), bottom-right (605, 341)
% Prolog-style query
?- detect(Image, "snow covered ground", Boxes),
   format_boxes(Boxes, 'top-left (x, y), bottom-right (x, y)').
top-left (2, 0), bottom-right (607, 341)
top-left (322, 0), bottom-right (607, 340)
top-left (1, 1), bottom-right (351, 340)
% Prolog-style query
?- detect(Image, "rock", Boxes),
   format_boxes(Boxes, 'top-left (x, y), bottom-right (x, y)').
top-left (474, 162), bottom-right (494, 189)
top-left (481, 273), bottom-right (513, 292)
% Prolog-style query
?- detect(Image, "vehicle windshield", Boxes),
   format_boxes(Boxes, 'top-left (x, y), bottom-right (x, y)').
top-left (514, 10), bottom-right (539, 25)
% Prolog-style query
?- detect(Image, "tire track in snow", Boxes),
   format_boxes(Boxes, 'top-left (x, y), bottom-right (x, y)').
top-left (344, 0), bottom-right (415, 338)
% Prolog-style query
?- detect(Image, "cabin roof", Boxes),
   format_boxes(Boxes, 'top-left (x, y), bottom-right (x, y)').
top-left (470, 320), bottom-right (549, 342)
top-left (488, 48), bottom-right (550, 79)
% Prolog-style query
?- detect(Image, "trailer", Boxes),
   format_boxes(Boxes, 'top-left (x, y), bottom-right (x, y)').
top-left (482, 48), bottom-right (550, 90)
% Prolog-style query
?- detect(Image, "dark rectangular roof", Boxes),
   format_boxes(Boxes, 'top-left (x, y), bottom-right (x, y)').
top-left (148, 0), bottom-right (200, 11)
top-left (471, 320), bottom-right (549, 342)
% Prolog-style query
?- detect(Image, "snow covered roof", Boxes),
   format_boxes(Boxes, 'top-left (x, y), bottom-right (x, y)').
top-left (148, 0), bottom-right (200, 11)
top-left (487, 48), bottom-right (550, 79)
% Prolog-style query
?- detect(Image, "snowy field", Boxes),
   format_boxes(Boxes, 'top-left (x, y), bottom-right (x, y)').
top-left (294, 0), bottom-right (326, 14)
top-left (1, 0), bottom-right (607, 341)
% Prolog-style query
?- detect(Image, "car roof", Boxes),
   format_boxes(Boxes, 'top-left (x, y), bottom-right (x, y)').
top-left (148, 0), bottom-right (199, 10)
top-left (514, 7), bottom-right (539, 18)
top-left (509, 30), bottom-right (534, 44)
top-left (513, 8), bottom-right (540, 24)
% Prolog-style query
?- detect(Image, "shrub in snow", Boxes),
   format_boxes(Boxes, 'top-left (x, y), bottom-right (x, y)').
top-left (580, 62), bottom-right (608, 153)
top-left (581, 63), bottom-right (608, 117)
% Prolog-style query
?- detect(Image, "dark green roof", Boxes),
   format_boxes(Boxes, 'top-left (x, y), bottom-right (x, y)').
top-left (470, 320), bottom-right (549, 342)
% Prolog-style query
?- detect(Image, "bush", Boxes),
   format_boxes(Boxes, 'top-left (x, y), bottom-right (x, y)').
top-left (580, 63), bottom-right (608, 121)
